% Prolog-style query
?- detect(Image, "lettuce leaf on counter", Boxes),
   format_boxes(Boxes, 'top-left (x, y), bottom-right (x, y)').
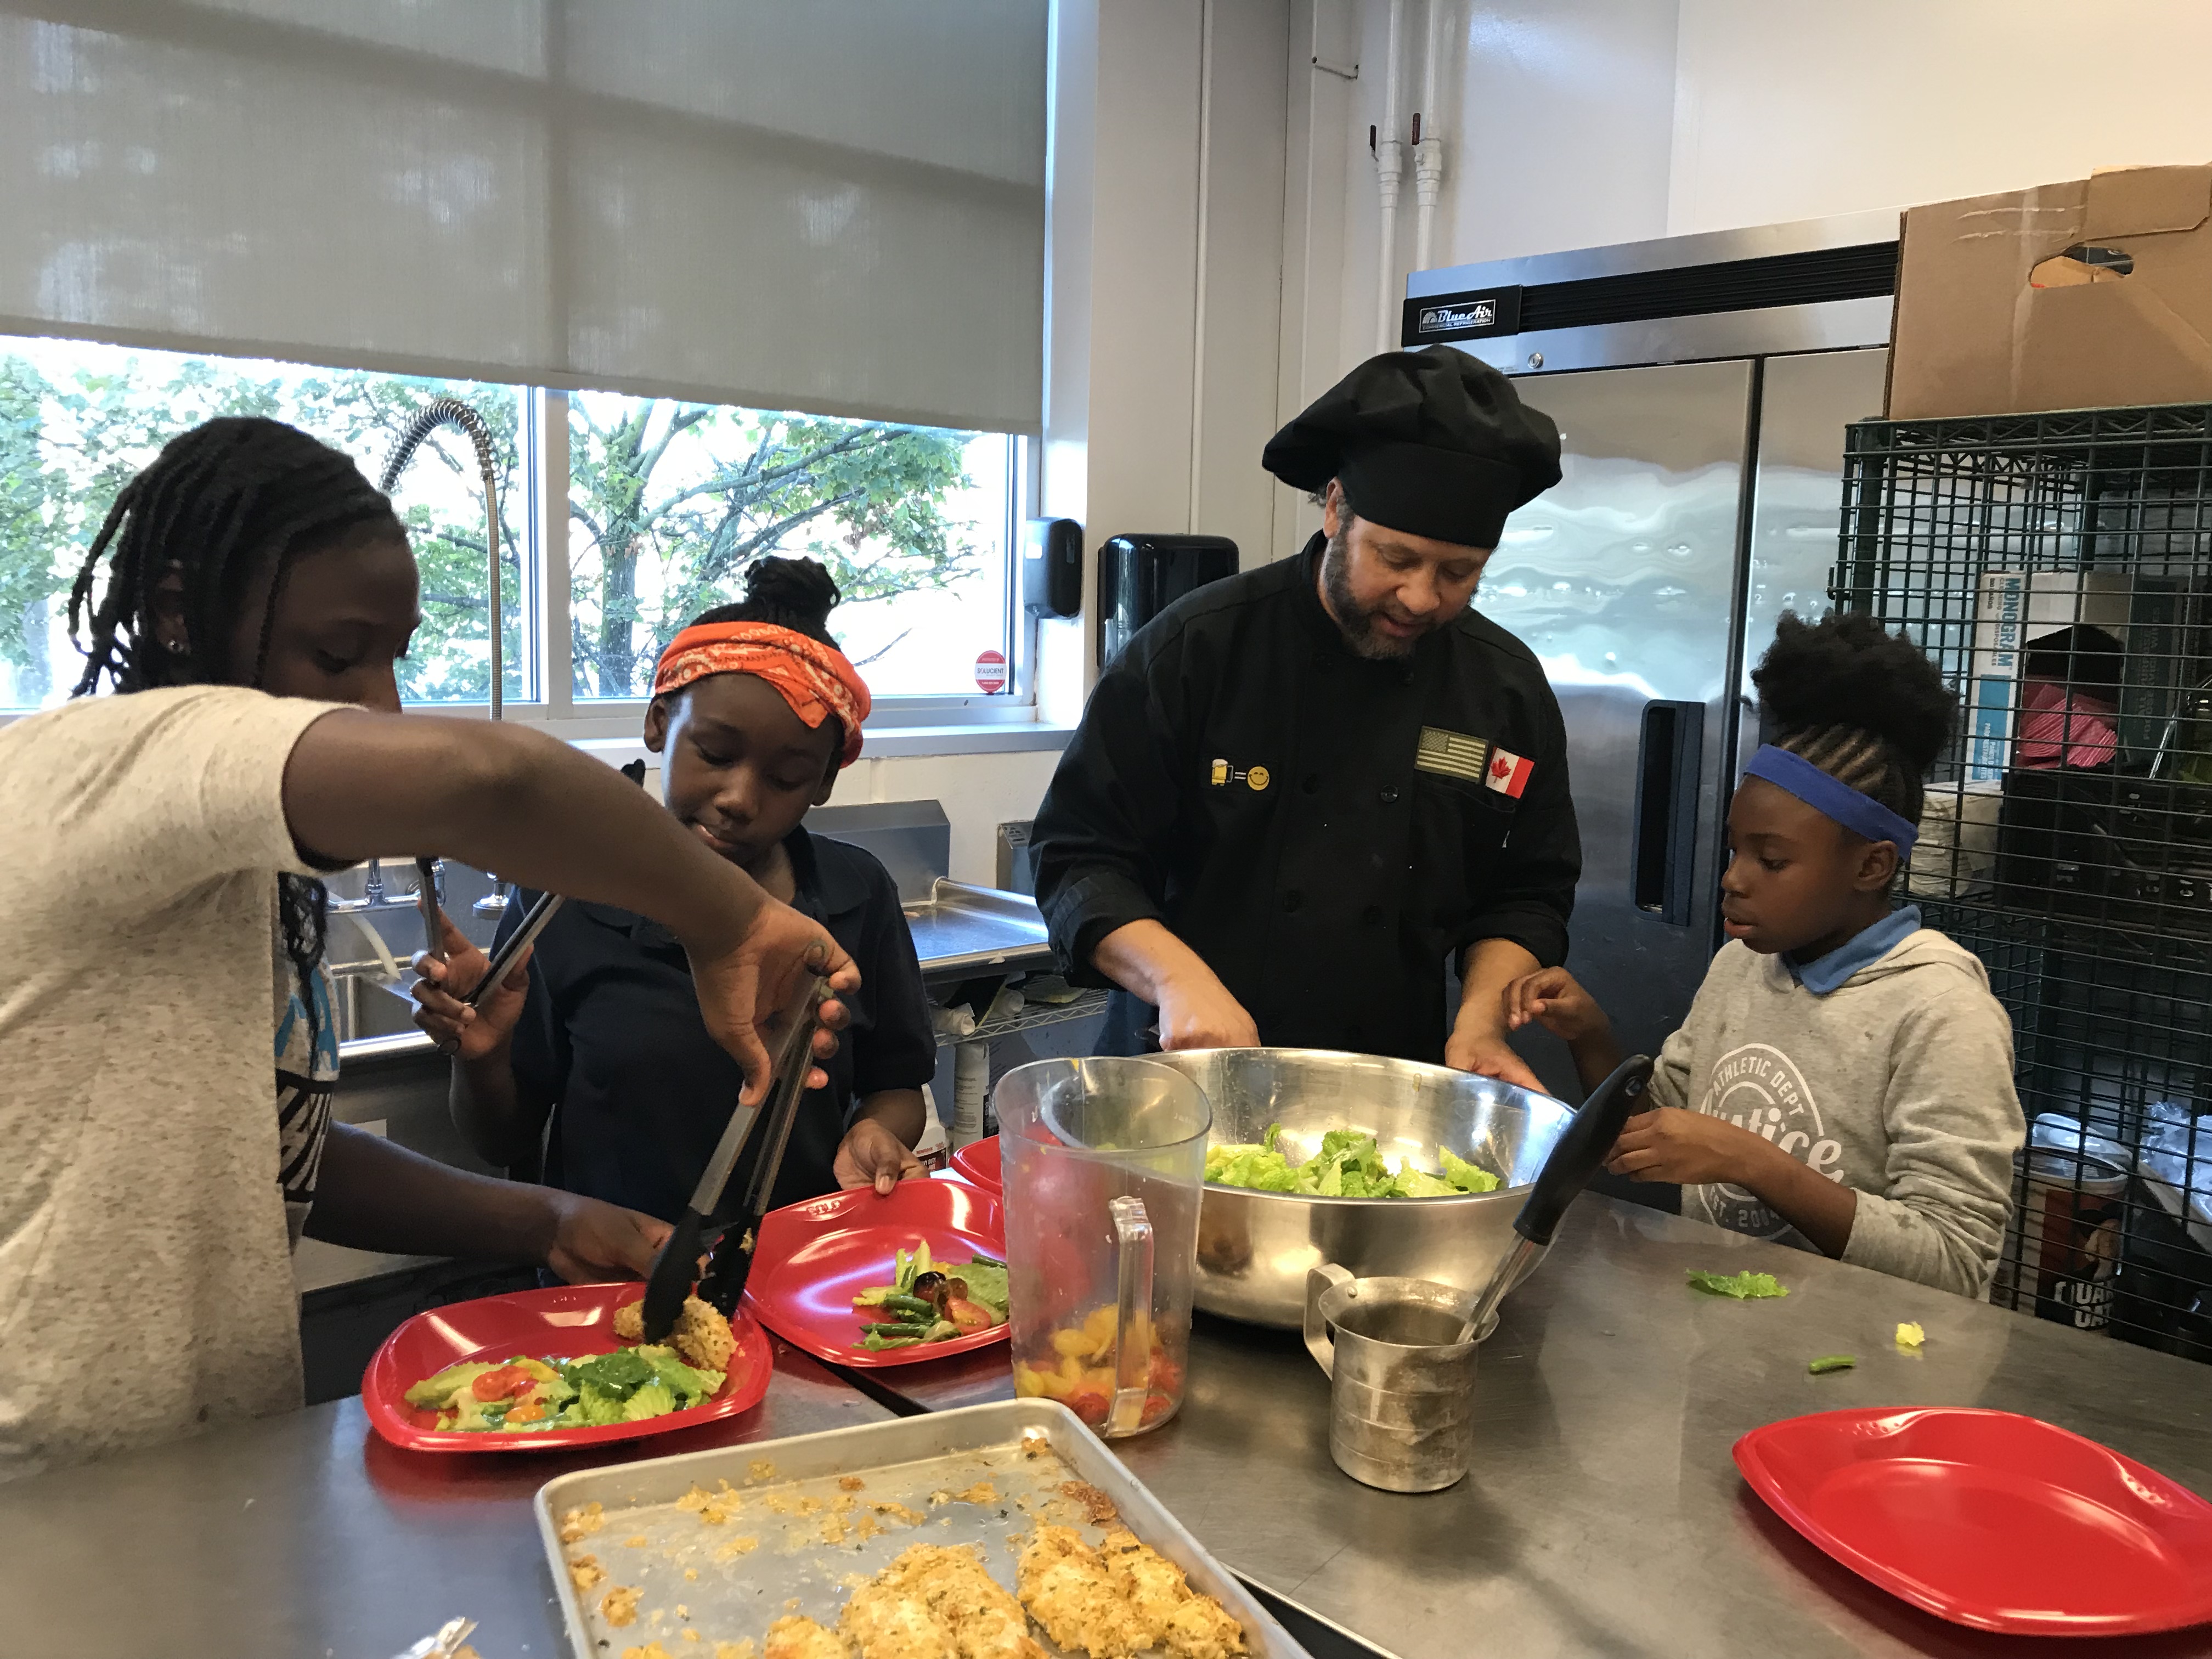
top-left (1686, 1269), bottom-right (1790, 1300)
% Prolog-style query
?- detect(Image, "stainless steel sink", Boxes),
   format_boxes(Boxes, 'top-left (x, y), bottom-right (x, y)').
top-left (901, 878), bottom-right (1055, 977)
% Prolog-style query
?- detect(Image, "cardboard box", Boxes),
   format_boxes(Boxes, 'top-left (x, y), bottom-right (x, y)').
top-left (1965, 569), bottom-right (2132, 781)
top-left (1888, 163), bottom-right (2212, 419)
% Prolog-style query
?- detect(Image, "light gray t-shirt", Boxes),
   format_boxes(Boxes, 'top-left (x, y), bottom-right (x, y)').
top-left (0, 685), bottom-right (342, 1479)
top-left (1649, 930), bottom-right (2025, 1299)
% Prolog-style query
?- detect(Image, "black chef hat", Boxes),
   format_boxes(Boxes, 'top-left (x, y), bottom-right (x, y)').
top-left (1262, 347), bottom-right (1562, 550)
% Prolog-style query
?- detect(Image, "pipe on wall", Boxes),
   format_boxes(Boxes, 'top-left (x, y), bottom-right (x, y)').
top-left (1413, 0), bottom-right (1450, 272)
top-left (1373, 0), bottom-right (1407, 354)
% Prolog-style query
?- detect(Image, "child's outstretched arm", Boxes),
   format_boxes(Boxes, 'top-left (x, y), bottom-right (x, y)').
top-left (1502, 967), bottom-right (1624, 1093)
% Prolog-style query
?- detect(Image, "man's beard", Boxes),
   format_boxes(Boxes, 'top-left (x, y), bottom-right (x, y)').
top-left (1319, 528), bottom-right (1438, 661)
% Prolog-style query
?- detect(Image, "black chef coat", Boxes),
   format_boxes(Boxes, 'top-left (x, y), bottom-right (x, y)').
top-left (494, 827), bottom-right (936, 1225)
top-left (1032, 533), bottom-right (1579, 1063)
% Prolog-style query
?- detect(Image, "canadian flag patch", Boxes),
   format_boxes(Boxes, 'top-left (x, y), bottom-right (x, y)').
top-left (1485, 746), bottom-right (1534, 798)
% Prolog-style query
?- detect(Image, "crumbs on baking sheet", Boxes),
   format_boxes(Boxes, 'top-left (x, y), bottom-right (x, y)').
top-left (601, 1584), bottom-right (642, 1627)
top-left (684, 1567), bottom-right (699, 1581)
top-left (1060, 1481), bottom-right (1118, 1523)
top-left (568, 1553), bottom-right (606, 1592)
top-left (1020, 1427), bottom-right (1050, 1458)
top-left (870, 1501), bottom-right (925, 1527)
top-left (837, 1475), bottom-right (866, 1491)
top-left (712, 1644), bottom-right (754, 1659)
top-left (748, 1459), bottom-right (775, 1482)
top-left (762, 1490), bottom-right (823, 1517)
top-left (678, 1482), bottom-right (742, 1525)
top-left (624, 1534), bottom-right (650, 1547)
top-left (619, 1644), bottom-right (672, 1659)
top-left (930, 1480), bottom-right (997, 1506)
top-left (713, 1534), bottom-right (761, 1561)
top-left (558, 1500), bottom-right (606, 1543)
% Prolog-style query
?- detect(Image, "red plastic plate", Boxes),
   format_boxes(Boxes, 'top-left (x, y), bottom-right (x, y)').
top-left (743, 1178), bottom-right (1009, 1369)
top-left (362, 1281), bottom-right (772, 1454)
top-left (1735, 1407), bottom-right (2212, 1637)
top-left (948, 1133), bottom-right (1002, 1192)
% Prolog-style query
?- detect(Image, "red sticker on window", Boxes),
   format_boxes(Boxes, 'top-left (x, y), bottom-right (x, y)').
top-left (975, 649), bottom-right (1008, 693)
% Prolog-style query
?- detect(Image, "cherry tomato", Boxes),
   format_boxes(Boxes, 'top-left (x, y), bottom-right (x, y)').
top-left (1062, 1388), bottom-right (1111, 1427)
top-left (1147, 1350), bottom-right (1183, 1395)
top-left (470, 1364), bottom-right (536, 1402)
top-left (1139, 1392), bottom-right (1175, 1427)
top-left (944, 1297), bottom-right (996, 1334)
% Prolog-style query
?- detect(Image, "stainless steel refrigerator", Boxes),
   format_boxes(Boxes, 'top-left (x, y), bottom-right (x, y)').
top-left (1406, 213), bottom-right (1899, 1110)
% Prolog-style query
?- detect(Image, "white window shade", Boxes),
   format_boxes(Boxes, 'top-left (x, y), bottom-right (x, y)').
top-left (0, 1), bottom-right (1046, 433)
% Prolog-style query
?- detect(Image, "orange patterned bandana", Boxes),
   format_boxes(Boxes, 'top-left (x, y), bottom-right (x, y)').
top-left (652, 622), bottom-right (872, 768)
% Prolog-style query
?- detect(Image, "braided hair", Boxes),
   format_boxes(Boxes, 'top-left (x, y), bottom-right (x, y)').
top-left (1751, 611), bottom-right (1957, 826)
top-left (66, 416), bottom-right (405, 1037)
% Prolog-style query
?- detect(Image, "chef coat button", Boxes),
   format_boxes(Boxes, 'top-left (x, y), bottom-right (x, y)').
top-left (1362, 905), bottom-right (1383, 925)
top-left (1379, 786), bottom-right (1400, 804)
top-left (1281, 889), bottom-right (1304, 912)
top-left (1302, 772), bottom-right (1319, 794)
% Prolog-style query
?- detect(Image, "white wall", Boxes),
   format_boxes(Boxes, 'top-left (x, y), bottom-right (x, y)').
top-left (1669, 1), bottom-right (2212, 236)
top-left (1039, 0), bottom-right (1293, 710)
top-left (1298, 0), bottom-right (2212, 345)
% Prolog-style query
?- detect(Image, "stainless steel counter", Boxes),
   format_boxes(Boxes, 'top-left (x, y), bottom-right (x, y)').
top-left (844, 1197), bottom-right (2212, 1659)
top-left (9, 1201), bottom-right (2211, 1659)
top-left (0, 1342), bottom-right (889, 1659)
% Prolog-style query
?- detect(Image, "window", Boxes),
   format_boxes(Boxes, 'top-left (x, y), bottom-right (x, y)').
top-left (0, 336), bottom-right (521, 709)
top-left (0, 335), bottom-right (1026, 721)
top-left (567, 393), bottom-right (1015, 701)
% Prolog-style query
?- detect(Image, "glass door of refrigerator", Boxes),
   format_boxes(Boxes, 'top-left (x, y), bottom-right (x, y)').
top-left (1476, 359), bottom-right (1754, 1099)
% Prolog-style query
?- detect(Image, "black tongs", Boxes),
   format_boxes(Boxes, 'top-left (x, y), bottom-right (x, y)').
top-left (639, 975), bottom-right (827, 1341)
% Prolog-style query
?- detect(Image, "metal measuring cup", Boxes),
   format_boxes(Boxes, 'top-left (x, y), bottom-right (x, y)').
top-left (1303, 1265), bottom-right (1493, 1493)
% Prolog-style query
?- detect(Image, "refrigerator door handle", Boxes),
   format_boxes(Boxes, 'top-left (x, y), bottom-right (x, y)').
top-left (1632, 699), bottom-right (1707, 926)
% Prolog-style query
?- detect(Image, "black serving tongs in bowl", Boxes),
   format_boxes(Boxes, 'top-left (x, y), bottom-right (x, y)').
top-left (639, 974), bottom-right (828, 1342)
top-left (1448, 1053), bottom-right (1656, 1344)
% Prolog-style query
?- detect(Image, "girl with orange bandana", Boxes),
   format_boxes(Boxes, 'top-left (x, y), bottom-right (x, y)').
top-left (412, 557), bottom-right (936, 1223)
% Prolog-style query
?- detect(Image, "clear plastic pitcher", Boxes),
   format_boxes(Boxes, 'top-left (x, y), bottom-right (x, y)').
top-left (998, 1057), bottom-right (1211, 1436)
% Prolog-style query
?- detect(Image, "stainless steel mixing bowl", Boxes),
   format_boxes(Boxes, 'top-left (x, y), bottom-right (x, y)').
top-left (1137, 1048), bottom-right (1577, 1329)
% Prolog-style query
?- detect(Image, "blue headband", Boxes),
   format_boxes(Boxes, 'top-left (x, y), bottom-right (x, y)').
top-left (1743, 746), bottom-right (1918, 859)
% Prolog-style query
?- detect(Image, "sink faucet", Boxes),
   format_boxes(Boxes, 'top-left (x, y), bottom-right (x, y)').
top-left (381, 396), bottom-right (511, 916)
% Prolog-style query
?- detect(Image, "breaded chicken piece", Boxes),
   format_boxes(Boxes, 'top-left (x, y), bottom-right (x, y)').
top-left (764, 1615), bottom-right (850, 1659)
top-left (1098, 1530), bottom-right (1245, 1659)
top-left (612, 1295), bottom-right (738, 1374)
top-left (1015, 1527), bottom-right (1144, 1659)
top-left (842, 1543), bottom-right (1042, 1659)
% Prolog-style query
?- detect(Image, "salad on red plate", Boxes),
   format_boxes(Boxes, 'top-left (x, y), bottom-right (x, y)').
top-left (402, 1294), bottom-right (735, 1435)
top-left (851, 1240), bottom-right (1011, 1351)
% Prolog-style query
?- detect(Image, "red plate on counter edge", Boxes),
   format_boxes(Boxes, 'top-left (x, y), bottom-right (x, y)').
top-left (743, 1177), bottom-right (1010, 1369)
top-left (362, 1281), bottom-right (772, 1454)
top-left (1734, 1407), bottom-right (2212, 1637)
top-left (949, 1133), bottom-right (1001, 1192)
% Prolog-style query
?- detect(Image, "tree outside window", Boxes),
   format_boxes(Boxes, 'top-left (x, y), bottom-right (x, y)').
top-left (0, 337), bottom-right (1014, 712)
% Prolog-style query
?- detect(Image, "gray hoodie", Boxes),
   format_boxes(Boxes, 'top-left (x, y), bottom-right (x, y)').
top-left (1649, 929), bottom-right (2025, 1299)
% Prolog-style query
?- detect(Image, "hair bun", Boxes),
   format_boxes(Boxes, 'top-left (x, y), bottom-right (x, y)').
top-left (741, 556), bottom-right (840, 635)
top-left (1752, 611), bottom-right (1957, 775)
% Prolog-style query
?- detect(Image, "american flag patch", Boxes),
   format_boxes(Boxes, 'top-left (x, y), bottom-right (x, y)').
top-left (1414, 726), bottom-right (1491, 783)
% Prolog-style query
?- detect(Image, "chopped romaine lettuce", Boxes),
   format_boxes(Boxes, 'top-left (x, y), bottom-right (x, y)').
top-left (1439, 1148), bottom-right (1501, 1194)
top-left (1205, 1124), bottom-right (1505, 1200)
top-left (1686, 1268), bottom-right (1790, 1300)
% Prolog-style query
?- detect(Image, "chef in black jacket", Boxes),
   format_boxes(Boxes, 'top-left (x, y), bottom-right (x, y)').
top-left (1031, 348), bottom-right (1578, 1084)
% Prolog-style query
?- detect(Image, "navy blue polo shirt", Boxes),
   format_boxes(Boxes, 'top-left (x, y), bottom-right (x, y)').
top-left (494, 827), bottom-right (936, 1225)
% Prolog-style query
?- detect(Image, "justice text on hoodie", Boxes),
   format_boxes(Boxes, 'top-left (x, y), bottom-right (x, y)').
top-left (1647, 927), bottom-right (2025, 1299)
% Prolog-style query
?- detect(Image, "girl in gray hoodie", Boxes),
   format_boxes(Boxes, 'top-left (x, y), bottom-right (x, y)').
top-left (1505, 612), bottom-right (2025, 1299)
